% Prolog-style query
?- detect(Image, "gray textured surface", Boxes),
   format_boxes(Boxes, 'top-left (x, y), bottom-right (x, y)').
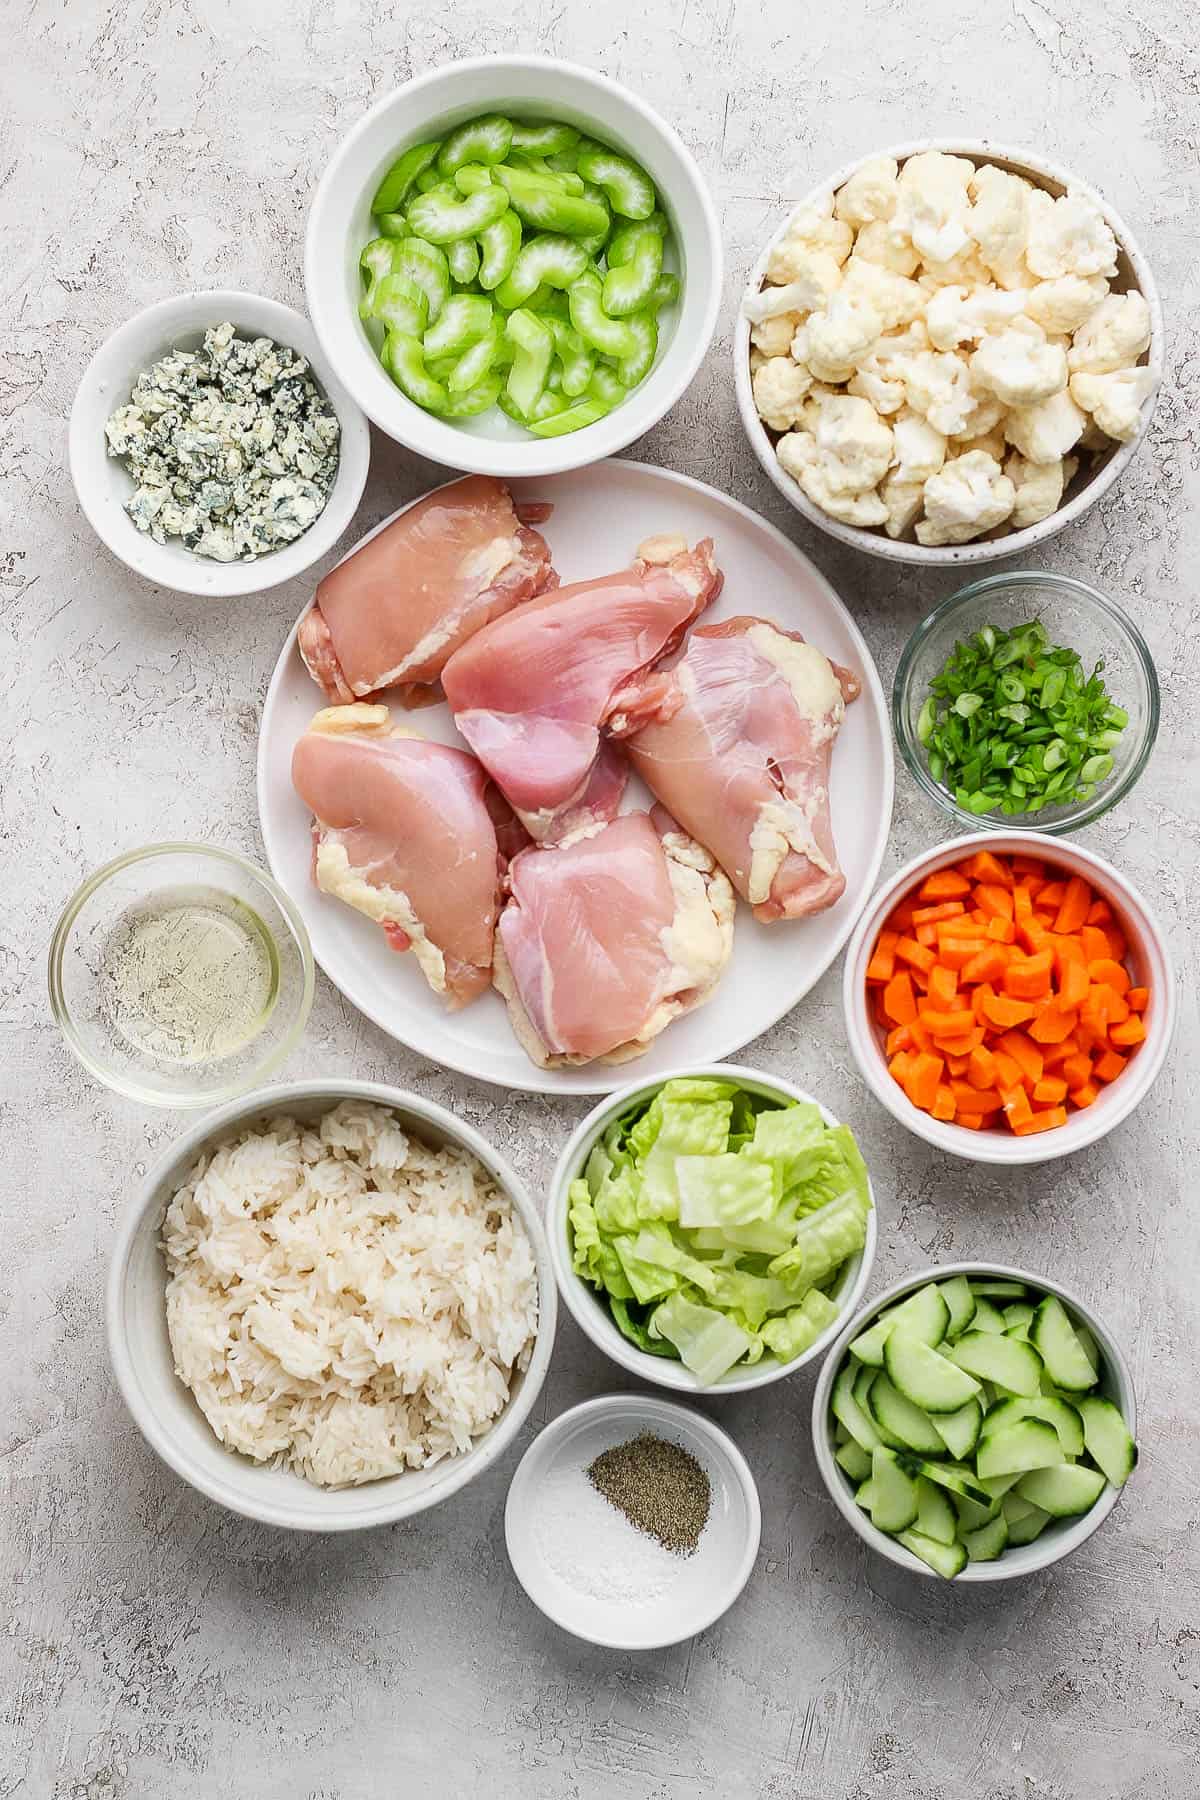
top-left (2, 2), bottom-right (1198, 1796)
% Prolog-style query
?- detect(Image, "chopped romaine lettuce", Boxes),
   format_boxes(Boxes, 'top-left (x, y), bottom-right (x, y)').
top-left (649, 1291), bottom-right (755, 1383)
top-left (675, 1152), bottom-right (776, 1227)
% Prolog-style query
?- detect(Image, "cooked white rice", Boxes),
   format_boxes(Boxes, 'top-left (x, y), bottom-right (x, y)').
top-left (161, 1100), bottom-right (538, 1488)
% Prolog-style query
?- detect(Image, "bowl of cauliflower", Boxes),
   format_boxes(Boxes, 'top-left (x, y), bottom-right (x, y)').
top-left (735, 142), bottom-right (1162, 563)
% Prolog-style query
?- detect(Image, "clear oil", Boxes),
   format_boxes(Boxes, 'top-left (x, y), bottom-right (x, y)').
top-left (99, 885), bottom-right (279, 1067)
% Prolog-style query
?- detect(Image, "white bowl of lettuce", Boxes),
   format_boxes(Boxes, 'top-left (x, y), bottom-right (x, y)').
top-left (550, 1064), bottom-right (877, 1392)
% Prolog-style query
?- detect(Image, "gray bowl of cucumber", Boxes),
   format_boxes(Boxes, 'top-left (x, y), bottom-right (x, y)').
top-left (812, 1263), bottom-right (1137, 1582)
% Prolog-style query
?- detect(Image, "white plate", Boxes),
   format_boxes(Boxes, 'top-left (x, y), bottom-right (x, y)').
top-left (257, 460), bottom-right (894, 1094)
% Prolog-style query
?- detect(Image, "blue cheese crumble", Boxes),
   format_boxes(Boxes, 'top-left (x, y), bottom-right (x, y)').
top-left (104, 321), bottom-right (341, 563)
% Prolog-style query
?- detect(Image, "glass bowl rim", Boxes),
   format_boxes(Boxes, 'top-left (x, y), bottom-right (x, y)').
top-left (892, 570), bottom-right (1161, 836)
top-left (47, 840), bottom-right (316, 1107)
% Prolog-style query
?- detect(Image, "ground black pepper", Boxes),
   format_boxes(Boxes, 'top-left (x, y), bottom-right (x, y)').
top-left (587, 1431), bottom-right (711, 1555)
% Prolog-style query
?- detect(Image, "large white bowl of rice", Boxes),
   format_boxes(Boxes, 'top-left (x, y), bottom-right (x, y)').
top-left (107, 1080), bottom-right (556, 1530)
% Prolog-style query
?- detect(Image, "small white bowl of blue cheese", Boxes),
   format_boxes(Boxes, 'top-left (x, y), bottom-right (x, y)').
top-left (70, 291), bottom-right (370, 598)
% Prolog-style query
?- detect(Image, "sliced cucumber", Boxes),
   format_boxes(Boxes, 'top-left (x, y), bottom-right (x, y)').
top-left (832, 1363), bottom-right (882, 1451)
top-left (981, 1396), bottom-right (1084, 1458)
top-left (948, 1331), bottom-right (1043, 1398)
top-left (897, 1528), bottom-right (967, 1578)
top-left (854, 1477), bottom-right (877, 1511)
top-left (869, 1373), bottom-right (947, 1454)
top-left (939, 1274), bottom-right (977, 1338)
top-left (1030, 1295), bottom-right (1098, 1392)
top-left (1076, 1323), bottom-right (1101, 1373)
top-left (1004, 1302), bottom-right (1036, 1338)
top-left (849, 1284), bottom-right (950, 1365)
top-left (855, 1366), bottom-right (904, 1449)
top-left (1001, 1491), bottom-right (1041, 1524)
top-left (1016, 1462), bottom-right (1108, 1516)
top-left (915, 1476), bottom-right (957, 1545)
top-left (970, 1297), bottom-right (1007, 1335)
top-left (885, 1333), bottom-right (982, 1413)
top-left (977, 1470), bottom-right (1024, 1498)
top-left (953, 1490), bottom-right (1001, 1530)
top-left (933, 1398), bottom-right (982, 1462)
top-left (970, 1279), bottom-right (1030, 1299)
top-left (835, 1439), bottom-right (873, 1483)
top-left (1077, 1395), bottom-right (1137, 1487)
top-left (1006, 1503), bottom-right (1052, 1544)
top-left (976, 1418), bottom-right (1064, 1480)
top-left (962, 1513), bottom-right (1009, 1561)
top-left (834, 1419), bottom-right (851, 1445)
top-left (903, 1457), bottom-right (991, 1507)
top-left (869, 1447), bottom-right (920, 1533)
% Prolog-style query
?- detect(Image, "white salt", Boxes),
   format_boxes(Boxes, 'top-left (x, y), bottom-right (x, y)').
top-left (532, 1462), bottom-right (694, 1605)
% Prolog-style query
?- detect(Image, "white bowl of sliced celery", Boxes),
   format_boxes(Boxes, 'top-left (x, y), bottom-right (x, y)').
top-left (812, 1264), bottom-right (1137, 1581)
top-left (549, 1064), bottom-right (877, 1394)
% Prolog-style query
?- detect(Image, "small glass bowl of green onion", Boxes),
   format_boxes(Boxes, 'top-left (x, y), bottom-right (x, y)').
top-left (893, 573), bottom-right (1159, 835)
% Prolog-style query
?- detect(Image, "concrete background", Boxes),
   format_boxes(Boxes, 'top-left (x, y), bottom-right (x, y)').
top-left (2, 1), bottom-right (1197, 1795)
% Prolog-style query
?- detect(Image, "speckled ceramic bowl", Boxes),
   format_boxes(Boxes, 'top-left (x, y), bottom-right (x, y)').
top-left (734, 139), bottom-right (1163, 566)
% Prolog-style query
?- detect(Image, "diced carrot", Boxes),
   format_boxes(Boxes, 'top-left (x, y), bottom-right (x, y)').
top-left (931, 1084), bottom-right (956, 1122)
top-left (886, 1023), bottom-right (913, 1056)
top-left (1088, 983), bottom-right (1130, 1027)
top-left (954, 1081), bottom-right (1003, 1113)
top-left (1110, 1015), bottom-right (1147, 1047)
top-left (986, 917), bottom-right (1017, 944)
top-left (1054, 939), bottom-right (1091, 1010)
top-left (1002, 1084), bottom-right (1034, 1130)
top-left (919, 869), bottom-right (972, 901)
top-left (873, 988), bottom-right (891, 1027)
top-left (888, 1051), bottom-right (914, 1082)
top-left (927, 964), bottom-right (958, 1007)
top-left (1092, 1049), bottom-right (1126, 1083)
top-left (945, 1052), bottom-right (970, 1077)
top-left (1074, 1015), bottom-right (1106, 1054)
top-left (1127, 987), bottom-right (1149, 1012)
top-left (911, 967), bottom-right (930, 994)
top-left (1037, 880), bottom-right (1067, 910)
top-left (1033, 1076), bottom-right (1068, 1104)
top-left (1012, 1105), bottom-right (1068, 1136)
top-left (895, 936), bottom-right (936, 975)
top-left (1041, 1034), bottom-right (1080, 1069)
top-left (1052, 875), bottom-right (1092, 935)
top-left (966, 907), bottom-right (989, 928)
top-left (997, 1030), bottom-right (1044, 1087)
top-left (1080, 925), bottom-right (1112, 965)
top-left (937, 1025), bottom-right (985, 1057)
top-left (992, 1049), bottom-right (1022, 1091)
top-left (906, 1052), bottom-right (944, 1110)
top-left (982, 991), bottom-right (1037, 1030)
top-left (1070, 1082), bottom-right (1099, 1109)
top-left (1011, 854), bottom-right (1046, 878)
top-left (962, 849), bottom-right (1013, 886)
top-left (1061, 1052), bottom-right (1093, 1091)
top-left (1086, 899), bottom-right (1112, 924)
top-left (1003, 950), bottom-right (1054, 1001)
top-left (882, 971), bottom-right (917, 1025)
top-left (866, 929), bottom-right (899, 983)
top-left (1103, 924), bottom-right (1128, 962)
top-left (1013, 885), bottom-right (1034, 924)
top-left (915, 923), bottom-right (938, 948)
top-left (972, 982), bottom-right (995, 1025)
top-left (919, 1007), bottom-right (978, 1037)
top-left (886, 899), bottom-right (917, 933)
top-left (975, 883), bottom-right (1015, 922)
top-left (939, 937), bottom-right (990, 970)
top-left (912, 900), bottom-right (966, 926)
top-left (962, 944), bottom-right (1010, 985)
top-left (1086, 957), bottom-right (1130, 995)
top-left (1029, 1004), bottom-right (1078, 1044)
top-left (967, 1045), bottom-right (996, 1090)
top-left (907, 1017), bottom-right (934, 1053)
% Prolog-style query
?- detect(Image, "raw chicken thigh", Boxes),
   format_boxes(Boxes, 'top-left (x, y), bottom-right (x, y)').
top-left (614, 617), bottom-right (860, 922)
top-left (298, 475), bottom-right (555, 702)
top-left (441, 536), bottom-right (723, 842)
top-left (291, 704), bottom-right (517, 1008)
top-left (494, 809), bottom-right (735, 1067)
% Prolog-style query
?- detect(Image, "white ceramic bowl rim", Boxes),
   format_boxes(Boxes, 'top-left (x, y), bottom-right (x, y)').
top-left (106, 1078), bottom-right (558, 1530)
top-left (548, 1062), bottom-right (878, 1393)
top-left (69, 288), bottom-right (370, 598)
top-left (305, 55), bottom-right (722, 477)
top-left (811, 1261), bottom-right (1138, 1582)
top-left (734, 137), bottom-right (1164, 566)
top-left (504, 1392), bottom-right (762, 1648)
top-left (842, 830), bottom-right (1177, 1164)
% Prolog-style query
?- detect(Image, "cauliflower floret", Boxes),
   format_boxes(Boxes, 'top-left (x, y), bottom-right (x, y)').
top-left (915, 450), bottom-right (1016, 545)
top-left (880, 471), bottom-right (925, 539)
top-left (796, 292), bottom-right (882, 383)
top-left (853, 218), bottom-right (921, 276)
top-left (920, 244), bottom-right (993, 289)
top-left (763, 241), bottom-right (844, 310)
top-left (951, 423), bottom-right (1009, 464)
top-left (967, 164), bottom-right (1031, 289)
top-left (1069, 367), bottom-right (1155, 441)
top-left (1025, 187), bottom-right (1118, 281)
top-left (745, 281), bottom-right (821, 325)
top-left (777, 431), bottom-right (889, 526)
top-left (1067, 291), bottom-right (1152, 375)
top-left (895, 348), bottom-right (982, 438)
top-left (840, 256), bottom-right (925, 331)
top-left (970, 317), bottom-right (1068, 406)
top-left (871, 318), bottom-right (931, 363)
top-left (1004, 388), bottom-right (1087, 464)
top-left (835, 155), bottom-right (900, 227)
top-left (811, 393), bottom-right (894, 494)
top-left (848, 358), bottom-right (907, 415)
top-left (751, 311), bottom-right (803, 358)
top-left (1025, 274), bottom-right (1109, 336)
top-left (925, 282), bottom-right (1028, 350)
top-left (1004, 451), bottom-right (1069, 528)
top-left (775, 192), bottom-right (855, 266)
top-left (896, 151), bottom-right (975, 264)
top-left (891, 409), bottom-right (947, 483)
top-left (752, 356), bottom-right (814, 430)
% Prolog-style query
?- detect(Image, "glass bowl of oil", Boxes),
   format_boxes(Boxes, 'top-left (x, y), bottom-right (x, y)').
top-left (48, 843), bottom-right (314, 1107)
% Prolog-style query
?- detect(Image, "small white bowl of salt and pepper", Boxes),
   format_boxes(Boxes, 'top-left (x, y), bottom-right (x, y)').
top-left (70, 289), bottom-right (369, 598)
top-left (504, 1394), bottom-right (761, 1649)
